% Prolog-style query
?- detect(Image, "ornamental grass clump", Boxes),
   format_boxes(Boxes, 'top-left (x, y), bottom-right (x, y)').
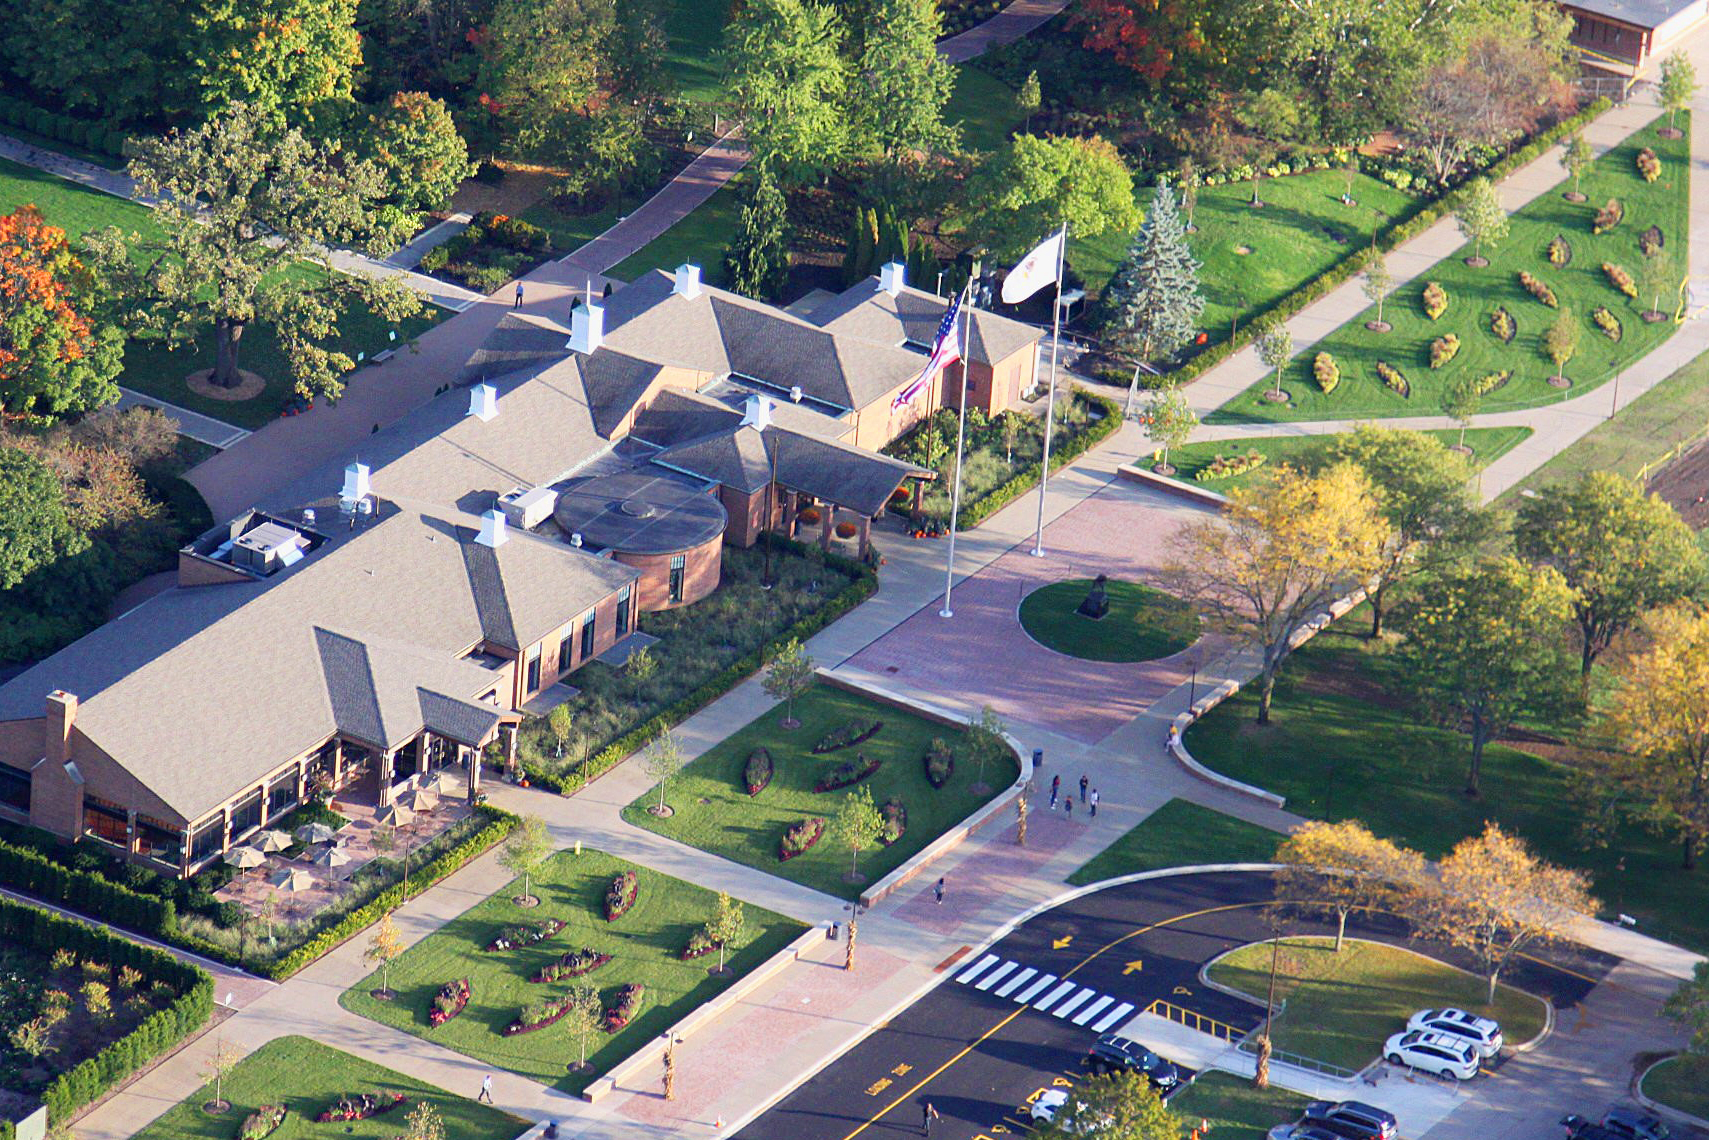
top-left (1637, 147), bottom-right (1661, 182)
top-left (1421, 281), bottom-right (1448, 320)
top-left (1518, 270), bottom-right (1558, 308)
top-left (1602, 262), bottom-right (1638, 298)
top-left (1592, 198), bottom-right (1624, 234)
top-left (1429, 334), bottom-right (1461, 369)
top-left (1313, 352), bottom-right (1340, 394)
top-left (1376, 361), bottom-right (1411, 397)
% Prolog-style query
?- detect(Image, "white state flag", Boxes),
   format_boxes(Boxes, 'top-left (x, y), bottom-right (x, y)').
top-left (1000, 228), bottom-right (1065, 304)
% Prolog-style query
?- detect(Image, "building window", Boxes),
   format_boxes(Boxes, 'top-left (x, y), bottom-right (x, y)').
top-left (136, 816), bottom-right (182, 866)
top-left (0, 763), bottom-right (28, 813)
top-left (307, 740), bottom-right (337, 797)
top-left (267, 772), bottom-right (298, 818)
top-left (230, 789), bottom-right (263, 838)
top-left (616, 586), bottom-right (632, 637)
top-left (559, 628), bottom-right (576, 672)
top-left (669, 555), bottom-right (686, 604)
top-left (83, 796), bottom-right (128, 848)
top-left (189, 816), bottom-right (223, 863)
top-left (580, 610), bottom-right (596, 659)
top-left (525, 648), bottom-right (542, 694)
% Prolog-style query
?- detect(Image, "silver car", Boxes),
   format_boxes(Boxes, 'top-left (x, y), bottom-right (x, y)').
top-left (1405, 1007), bottom-right (1503, 1059)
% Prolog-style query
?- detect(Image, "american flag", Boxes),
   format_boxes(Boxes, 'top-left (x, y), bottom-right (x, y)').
top-left (892, 291), bottom-right (963, 411)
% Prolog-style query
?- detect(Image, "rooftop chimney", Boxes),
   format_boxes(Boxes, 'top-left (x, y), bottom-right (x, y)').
top-left (341, 462), bottom-right (371, 504)
top-left (468, 383), bottom-right (498, 422)
top-left (569, 296), bottom-right (605, 354)
top-left (740, 393), bottom-right (773, 429)
top-left (673, 262), bottom-right (703, 299)
top-left (879, 261), bottom-right (906, 296)
top-left (46, 690), bottom-right (76, 768)
top-left (476, 508), bottom-right (508, 548)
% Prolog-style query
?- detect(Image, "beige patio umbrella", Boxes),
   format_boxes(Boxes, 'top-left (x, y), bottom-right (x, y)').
top-left (268, 867), bottom-right (316, 893)
top-left (295, 822), bottom-right (340, 845)
top-left (401, 787), bottom-right (439, 813)
top-left (251, 829), bottom-right (293, 854)
top-left (223, 846), bottom-right (266, 871)
top-left (309, 845), bottom-right (351, 870)
top-left (375, 803), bottom-right (416, 829)
top-left (425, 771), bottom-right (460, 795)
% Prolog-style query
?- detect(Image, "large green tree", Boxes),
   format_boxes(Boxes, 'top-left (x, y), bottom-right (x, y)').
top-left (0, 447), bottom-right (87, 591)
top-left (855, 0), bottom-right (957, 166)
top-left (724, 168), bottom-right (793, 302)
top-left (178, 0), bottom-right (363, 125)
top-left (363, 91), bottom-right (476, 214)
top-left (0, 206), bottom-right (125, 419)
top-left (1102, 176), bottom-right (1202, 384)
top-left (1328, 425), bottom-right (1490, 638)
top-left (84, 103), bottom-right (422, 401)
top-left (977, 134), bottom-right (1140, 261)
top-left (724, 0), bottom-right (852, 185)
top-left (1037, 1070), bottom-right (1181, 1140)
top-left (475, 0), bottom-right (618, 155)
top-left (1395, 555), bottom-right (1574, 796)
top-left (1515, 472), bottom-right (1706, 681)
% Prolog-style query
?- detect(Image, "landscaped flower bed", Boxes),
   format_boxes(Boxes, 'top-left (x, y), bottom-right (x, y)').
top-left (779, 817), bottom-right (826, 861)
top-left (1312, 352), bottom-right (1339, 393)
top-left (1637, 147), bottom-right (1661, 181)
top-left (923, 739), bottom-right (955, 789)
top-left (1468, 370), bottom-right (1513, 397)
top-left (744, 748), bottom-right (773, 796)
top-left (1640, 225), bottom-right (1664, 256)
top-left (880, 797), bottom-right (907, 846)
top-left (1421, 281), bottom-right (1448, 319)
top-left (813, 718), bottom-right (883, 754)
top-left (681, 929), bottom-right (723, 960)
top-left (1593, 197), bottom-right (1624, 234)
top-left (1428, 334), bottom-right (1460, 369)
top-left (1592, 307), bottom-right (1623, 341)
top-left (815, 754), bottom-right (881, 793)
top-left (532, 946), bottom-right (612, 983)
top-left (503, 993), bottom-right (578, 1036)
top-left (1375, 361), bottom-right (1410, 397)
top-left (316, 1091), bottom-right (406, 1123)
top-left (484, 918), bottom-right (563, 952)
top-left (1490, 307), bottom-right (1517, 343)
top-left (428, 978), bottom-right (470, 1026)
top-left (1195, 451), bottom-right (1268, 481)
top-left (1603, 262), bottom-right (1637, 298)
top-left (1518, 270), bottom-right (1558, 307)
top-left (603, 982), bottom-right (644, 1032)
top-left (237, 1103), bottom-right (287, 1140)
top-left (605, 871), bottom-right (638, 921)
top-left (1546, 235), bottom-right (1572, 267)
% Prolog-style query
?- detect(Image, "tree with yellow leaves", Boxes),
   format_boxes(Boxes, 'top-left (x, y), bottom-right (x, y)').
top-left (1416, 822), bottom-right (1595, 1004)
top-left (1273, 821), bottom-right (1425, 952)
top-left (1164, 463), bottom-right (1390, 725)
top-left (365, 911), bottom-right (404, 1000)
top-left (1596, 604), bottom-right (1709, 870)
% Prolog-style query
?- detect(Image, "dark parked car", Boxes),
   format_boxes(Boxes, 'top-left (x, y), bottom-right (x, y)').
top-left (1565, 1109), bottom-right (1672, 1140)
top-left (1301, 1100), bottom-right (1398, 1140)
top-left (1083, 1033), bottom-right (1179, 1089)
top-left (1563, 1116), bottom-right (1634, 1140)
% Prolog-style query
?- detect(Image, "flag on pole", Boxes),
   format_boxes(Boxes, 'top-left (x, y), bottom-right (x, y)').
top-left (892, 290), bottom-right (963, 410)
top-left (1000, 228), bottom-right (1066, 304)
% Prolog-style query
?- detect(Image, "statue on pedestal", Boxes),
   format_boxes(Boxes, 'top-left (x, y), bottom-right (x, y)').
top-left (1077, 574), bottom-right (1110, 619)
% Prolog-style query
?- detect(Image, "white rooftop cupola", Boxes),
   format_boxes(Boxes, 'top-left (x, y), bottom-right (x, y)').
top-left (673, 262), bottom-right (703, 299)
top-left (568, 285), bottom-right (605, 354)
top-left (476, 508), bottom-right (508, 548)
top-left (879, 261), bottom-right (906, 296)
top-left (341, 462), bottom-right (371, 504)
top-left (467, 382), bottom-right (498, 422)
top-left (740, 393), bottom-right (774, 429)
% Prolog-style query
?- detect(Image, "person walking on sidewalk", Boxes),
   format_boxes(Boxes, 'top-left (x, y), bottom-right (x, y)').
top-left (1079, 774), bottom-right (1088, 802)
top-left (478, 1074), bottom-right (494, 1103)
top-left (922, 1102), bottom-right (940, 1136)
top-left (1089, 788), bottom-right (1099, 818)
top-left (1049, 774), bottom-right (1060, 808)
top-left (934, 877), bottom-right (945, 904)
top-left (514, 281), bottom-right (525, 309)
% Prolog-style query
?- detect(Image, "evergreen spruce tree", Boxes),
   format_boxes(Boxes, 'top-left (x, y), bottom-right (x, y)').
top-left (874, 205), bottom-right (910, 268)
top-left (1102, 177), bottom-right (1203, 410)
top-left (841, 209), bottom-right (863, 285)
top-left (724, 167), bottom-right (792, 301)
top-left (852, 205), bottom-right (879, 282)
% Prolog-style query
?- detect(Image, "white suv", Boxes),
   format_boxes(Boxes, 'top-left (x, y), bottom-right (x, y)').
top-left (1405, 1008), bottom-right (1503, 1059)
top-left (1383, 1030), bottom-right (1481, 1080)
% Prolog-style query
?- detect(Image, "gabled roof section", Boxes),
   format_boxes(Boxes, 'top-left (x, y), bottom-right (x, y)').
top-left (577, 350), bottom-right (667, 436)
top-left (418, 690), bottom-right (502, 749)
top-left (458, 540), bottom-right (518, 649)
top-left (457, 312), bottom-right (573, 386)
top-left (628, 387), bottom-right (847, 449)
top-left (806, 278), bottom-right (1043, 366)
top-left (765, 427), bottom-right (930, 516)
top-left (654, 424), bottom-right (773, 493)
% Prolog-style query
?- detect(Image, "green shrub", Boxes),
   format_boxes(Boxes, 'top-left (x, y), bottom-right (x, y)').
top-left (0, 840), bottom-right (176, 937)
top-left (1421, 281), bottom-right (1448, 320)
top-left (1637, 147), bottom-right (1661, 182)
top-left (1428, 334), bottom-right (1460, 369)
top-left (451, 263), bottom-right (511, 293)
top-left (924, 738), bottom-right (955, 788)
top-left (419, 245), bottom-right (451, 272)
top-left (1312, 352), bottom-right (1339, 394)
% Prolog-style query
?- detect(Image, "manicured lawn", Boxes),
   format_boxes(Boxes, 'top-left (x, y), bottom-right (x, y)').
top-left (607, 170), bottom-right (746, 286)
top-left (1170, 1071), bottom-right (1309, 1140)
top-left (1066, 799), bottom-right (1282, 886)
top-left (1185, 629), bottom-right (1709, 953)
top-left (1641, 1054), bottom-right (1709, 1118)
top-left (1207, 936), bottom-right (1548, 1071)
top-left (1161, 426), bottom-right (1533, 495)
top-left (1070, 169), bottom-right (1415, 307)
top-left (0, 155), bottom-right (443, 429)
top-left (622, 685), bottom-right (1019, 900)
top-left (663, 0), bottom-right (731, 106)
top-left (1209, 115), bottom-right (1690, 424)
top-left (340, 849), bottom-right (804, 1095)
top-left (947, 65), bottom-right (1025, 155)
top-left (1018, 578), bottom-right (1199, 662)
top-left (129, 1035), bottom-right (529, 1140)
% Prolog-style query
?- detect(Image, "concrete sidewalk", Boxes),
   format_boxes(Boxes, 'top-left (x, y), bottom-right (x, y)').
top-left (115, 388), bottom-right (249, 449)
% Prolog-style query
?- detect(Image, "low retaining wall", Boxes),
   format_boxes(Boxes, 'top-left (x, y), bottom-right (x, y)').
top-left (1166, 592), bottom-right (1365, 808)
top-left (1117, 463), bottom-right (1230, 509)
top-left (813, 671), bottom-right (1033, 909)
top-left (581, 922), bottom-right (825, 1103)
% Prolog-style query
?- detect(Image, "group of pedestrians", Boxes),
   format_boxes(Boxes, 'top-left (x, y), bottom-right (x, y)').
top-left (1045, 773), bottom-right (1098, 818)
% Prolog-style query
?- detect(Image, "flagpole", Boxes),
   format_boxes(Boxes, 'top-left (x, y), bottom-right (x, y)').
top-left (939, 281), bottom-right (976, 619)
top-left (1031, 221), bottom-right (1068, 557)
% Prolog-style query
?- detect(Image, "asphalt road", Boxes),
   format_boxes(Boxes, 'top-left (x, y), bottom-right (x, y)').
top-left (737, 870), bottom-right (1615, 1140)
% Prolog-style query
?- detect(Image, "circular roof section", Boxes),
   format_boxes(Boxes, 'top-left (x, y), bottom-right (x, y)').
top-left (552, 468), bottom-right (727, 556)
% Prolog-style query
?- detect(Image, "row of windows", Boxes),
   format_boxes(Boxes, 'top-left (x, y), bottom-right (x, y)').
top-left (529, 586), bottom-right (636, 695)
top-left (0, 763), bottom-right (28, 813)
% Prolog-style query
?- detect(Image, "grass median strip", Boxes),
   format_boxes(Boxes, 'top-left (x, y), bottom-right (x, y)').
top-left (1066, 800), bottom-right (1282, 886)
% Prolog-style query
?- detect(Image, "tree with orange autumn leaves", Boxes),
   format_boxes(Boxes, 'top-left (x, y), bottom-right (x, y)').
top-left (0, 205), bottom-right (123, 419)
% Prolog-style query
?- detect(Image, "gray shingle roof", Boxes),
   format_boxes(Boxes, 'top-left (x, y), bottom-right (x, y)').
top-left (766, 429), bottom-right (929, 516)
top-left (806, 278), bottom-right (1043, 366)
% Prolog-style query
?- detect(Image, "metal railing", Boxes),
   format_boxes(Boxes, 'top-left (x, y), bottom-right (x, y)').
top-left (1231, 1020), bottom-right (1361, 1081)
top-left (1636, 415), bottom-right (1709, 484)
top-left (1142, 999), bottom-right (1245, 1042)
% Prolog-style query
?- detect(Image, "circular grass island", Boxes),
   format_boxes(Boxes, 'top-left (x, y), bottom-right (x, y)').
top-left (1018, 578), bottom-right (1199, 663)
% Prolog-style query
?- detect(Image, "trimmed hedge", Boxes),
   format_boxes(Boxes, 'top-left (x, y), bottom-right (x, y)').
top-left (0, 839), bottom-right (176, 937)
top-left (524, 539), bottom-right (878, 794)
top-left (0, 94), bottom-right (126, 159)
top-left (954, 388), bottom-right (1122, 531)
top-left (0, 895), bottom-right (213, 1126)
top-left (257, 805), bottom-right (517, 980)
top-left (1168, 98), bottom-right (1614, 389)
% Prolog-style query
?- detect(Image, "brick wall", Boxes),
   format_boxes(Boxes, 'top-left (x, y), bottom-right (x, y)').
top-left (612, 534), bottom-right (722, 612)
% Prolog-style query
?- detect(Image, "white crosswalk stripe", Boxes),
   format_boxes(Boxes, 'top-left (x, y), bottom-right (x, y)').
top-left (975, 961), bottom-right (1019, 991)
top-left (1014, 973), bottom-right (1057, 1003)
top-left (1052, 988), bottom-right (1096, 1019)
top-left (1073, 995), bottom-right (1115, 1026)
top-left (1033, 981), bottom-right (1078, 1013)
top-left (994, 967), bottom-right (1037, 997)
top-left (954, 957), bottom-right (1138, 1036)
top-left (956, 953), bottom-right (999, 984)
top-left (1090, 1001), bottom-right (1134, 1033)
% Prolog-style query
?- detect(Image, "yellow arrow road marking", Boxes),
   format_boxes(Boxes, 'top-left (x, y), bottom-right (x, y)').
top-left (1122, 960), bottom-right (1143, 975)
top-left (1052, 935), bottom-right (1073, 949)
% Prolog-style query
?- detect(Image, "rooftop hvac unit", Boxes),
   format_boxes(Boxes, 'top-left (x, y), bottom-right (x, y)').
top-left (498, 486), bottom-right (557, 530)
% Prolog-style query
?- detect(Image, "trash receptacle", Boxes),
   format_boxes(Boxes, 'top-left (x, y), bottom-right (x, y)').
top-left (829, 922), bottom-right (840, 942)
top-left (1032, 748), bottom-right (1044, 769)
